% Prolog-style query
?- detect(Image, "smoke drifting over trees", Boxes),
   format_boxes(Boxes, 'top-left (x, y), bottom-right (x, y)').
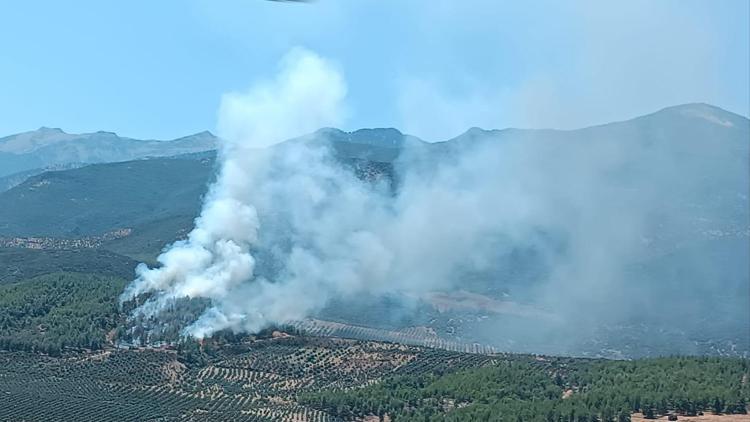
top-left (121, 48), bottom-right (748, 351)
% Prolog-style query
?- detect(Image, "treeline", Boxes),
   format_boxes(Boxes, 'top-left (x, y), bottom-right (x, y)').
top-left (567, 357), bottom-right (748, 417)
top-left (0, 247), bottom-right (136, 284)
top-left (0, 270), bottom-right (305, 357)
top-left (300, 356), bottom-right (749, 421)
top-left (0, 272), bottom-right (126, 355)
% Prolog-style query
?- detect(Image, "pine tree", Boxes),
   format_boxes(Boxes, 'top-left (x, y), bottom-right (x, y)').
top-left (713, 397), bottom-right (723, 415)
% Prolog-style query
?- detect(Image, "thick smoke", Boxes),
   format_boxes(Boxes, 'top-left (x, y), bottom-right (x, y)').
top-left (121, 48), bottom-right (349, 337)
top-left (122, 48), bottom-right (748, 350)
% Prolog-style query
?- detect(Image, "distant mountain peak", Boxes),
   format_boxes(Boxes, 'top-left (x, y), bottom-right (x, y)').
top-left (311, 127), bottom-right (423, 149)
top-left (464, 127), bottom-right (494, 136)
top-left (650, 103), bottom-right (748, 128)
top-left (660, 102), bottom-right (725, 113)
top-left (0, 128), bottom-right (219, 178)
top-left (351, 127), bottom-right (404, 136)
top-left (0, 127), bottom-right (79, 155)
top-left (37, 127), bottom-right (66, 134)
top-left (447, 127), bottom-right (502, 143)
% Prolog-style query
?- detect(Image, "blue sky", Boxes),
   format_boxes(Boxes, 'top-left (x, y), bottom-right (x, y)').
top-left (0, 0), bottom-right (747, 141)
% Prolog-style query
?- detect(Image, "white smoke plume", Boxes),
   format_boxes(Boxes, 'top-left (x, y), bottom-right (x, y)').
top-left (121, 47), bottom-right (748, 350)
top-left (121, 47), bottom-right (349, 337)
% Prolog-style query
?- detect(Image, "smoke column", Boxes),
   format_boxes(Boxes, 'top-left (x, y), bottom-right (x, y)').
top-left (121, 47), bottom-right (747, 352)
top-left (121, 48), bottom-right (348, 337)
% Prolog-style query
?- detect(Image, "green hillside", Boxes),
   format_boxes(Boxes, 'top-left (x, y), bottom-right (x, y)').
top-left (0, 156), bottom-right (213, 237)
top-left (0, 247), bottom-right (137, 283)
top-left (0, 272), bottom-right (126, 354)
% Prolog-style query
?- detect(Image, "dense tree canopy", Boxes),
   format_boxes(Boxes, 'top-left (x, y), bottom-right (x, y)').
top-left (301, 356), bottom-right (749, 421)
top-left (0, 272), bottom-right (125, 355)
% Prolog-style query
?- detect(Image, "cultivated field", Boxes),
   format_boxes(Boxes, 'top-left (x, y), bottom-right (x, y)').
top-left (0, 336), bottom-right (493, 421)
top-left (631, 415), bottom-right (750, 422)
top-left (0, 334), bottom-right (746, 421)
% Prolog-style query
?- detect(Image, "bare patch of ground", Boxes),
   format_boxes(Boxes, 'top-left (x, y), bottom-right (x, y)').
top-left (631, 414), bottom-right (750, 422)
top-left (424, 290), bottom-right (557, 320)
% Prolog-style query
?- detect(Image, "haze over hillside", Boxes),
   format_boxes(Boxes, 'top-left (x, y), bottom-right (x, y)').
top-left (0, 103), bottom-right (745, 239)
top-left (0, 102), bottom-right (747, 358)
top-left (0, 127), bottom-right (217, 180)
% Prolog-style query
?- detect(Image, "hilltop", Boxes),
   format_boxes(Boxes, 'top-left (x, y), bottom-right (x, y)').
top-left (0, 103), bottom-right (746, 239)
top-left (0, 127), bottom-right (217, 179)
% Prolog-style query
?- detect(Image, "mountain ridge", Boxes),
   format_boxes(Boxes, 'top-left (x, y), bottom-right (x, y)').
top-left (0, 127), bottom-right (220, 154)
top-left (0, 102), bottom-right (746, 239)
top-left (440, 102), bottom-right (749, 142)
top-left (0, 129), bottom-right (219, 178)
top-left (4, 102), bottom-right (745, 155)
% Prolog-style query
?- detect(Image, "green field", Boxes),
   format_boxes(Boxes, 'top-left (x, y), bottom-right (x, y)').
top-left (0, 273), bottom-right (747, 421)
top-left (0, 337), bottom-right (747, 422)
